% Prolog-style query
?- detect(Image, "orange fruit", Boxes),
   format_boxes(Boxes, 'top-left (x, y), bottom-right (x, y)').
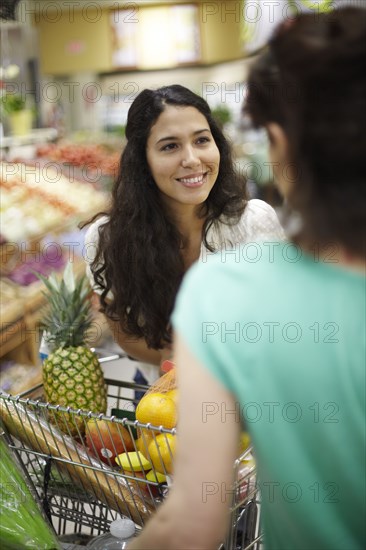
top-left (136, 392), bottom-right (177, 429)
top-left (148, 433), bottom-right (176, 475)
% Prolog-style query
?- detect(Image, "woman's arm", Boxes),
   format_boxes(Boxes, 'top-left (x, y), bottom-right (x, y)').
top-left (90, 291), bottom-right (167, 366)
top-left (128, 332), bottom-right (240, 550)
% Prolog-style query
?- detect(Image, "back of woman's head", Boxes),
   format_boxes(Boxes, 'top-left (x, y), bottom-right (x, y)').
top-left (246, 7), bottom-right (366, 257)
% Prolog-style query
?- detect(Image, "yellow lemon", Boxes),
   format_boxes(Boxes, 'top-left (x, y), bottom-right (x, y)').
top-left (148, 433), bottom-right (176, 475)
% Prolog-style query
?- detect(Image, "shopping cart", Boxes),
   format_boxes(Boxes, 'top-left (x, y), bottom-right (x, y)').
top-left (0, 377), bottom-right (262, 549)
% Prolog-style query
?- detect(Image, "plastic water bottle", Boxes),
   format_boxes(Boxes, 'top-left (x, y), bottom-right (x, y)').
top-left (86, 518), bottom-right (136, 549)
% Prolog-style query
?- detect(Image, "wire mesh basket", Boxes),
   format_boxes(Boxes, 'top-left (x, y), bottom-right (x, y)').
top-left (223, 450), bottom-right (262, 550)
top-left (0, 378), bottom-right (262, 549)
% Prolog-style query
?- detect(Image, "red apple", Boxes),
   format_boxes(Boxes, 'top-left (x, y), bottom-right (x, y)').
top-left (85, 419), bottom-right (134, 464)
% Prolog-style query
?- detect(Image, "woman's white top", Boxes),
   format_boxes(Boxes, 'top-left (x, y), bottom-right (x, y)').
top-left (84, 199), bottom-right (285, 384)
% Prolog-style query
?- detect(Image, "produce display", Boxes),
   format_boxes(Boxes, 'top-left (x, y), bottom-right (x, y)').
top-left (38, 263), bottom-right (107, 435)
top-left (0, 361), bottom-right (42, 395)
top-left (0, 158), bottom-right (108, 379)
top-left (0, 278), bottom-right (24, 325)
top-left (0, 173), bottom-right (70, 242)
top-left (6, 249), bottom-right (66, 287)
top-left (0, 161), bottom-right (107, 242)
top-left (36, 142), bottom-right (120, 180)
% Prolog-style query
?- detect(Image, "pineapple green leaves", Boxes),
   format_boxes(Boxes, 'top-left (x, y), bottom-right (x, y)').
top-left (37, 262), bottom-right (92, 349)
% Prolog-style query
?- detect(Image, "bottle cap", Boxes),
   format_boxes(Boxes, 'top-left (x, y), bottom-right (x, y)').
top-left (110, 518), bottom-right (135, 540)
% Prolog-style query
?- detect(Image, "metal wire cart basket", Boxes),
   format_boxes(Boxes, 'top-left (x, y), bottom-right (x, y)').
top-left (0, 378), bottom-right (262, 549)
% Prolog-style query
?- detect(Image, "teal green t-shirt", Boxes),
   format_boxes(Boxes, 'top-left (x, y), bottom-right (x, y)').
top-left (173, 242), bottom-right (366, 550)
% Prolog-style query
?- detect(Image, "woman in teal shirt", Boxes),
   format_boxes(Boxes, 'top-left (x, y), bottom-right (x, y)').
top-left (128, 8), bottom-right (366, 550)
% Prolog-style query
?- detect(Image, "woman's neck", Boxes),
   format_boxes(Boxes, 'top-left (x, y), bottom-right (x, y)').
top-left (167, 205), bottom-right (205, 270)
top-left (167, 204), bottom-right (205, 244)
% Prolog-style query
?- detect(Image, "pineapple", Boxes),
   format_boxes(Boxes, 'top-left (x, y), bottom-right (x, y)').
top-left (38, 262), bottom-right (107, 435)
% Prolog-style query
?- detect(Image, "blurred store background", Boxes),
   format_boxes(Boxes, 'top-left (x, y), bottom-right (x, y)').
top-left (0, 0), bottom-right (362, 392)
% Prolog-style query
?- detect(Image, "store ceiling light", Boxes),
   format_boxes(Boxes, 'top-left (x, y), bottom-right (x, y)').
top-left (138, 7), bottom-right (175, 69)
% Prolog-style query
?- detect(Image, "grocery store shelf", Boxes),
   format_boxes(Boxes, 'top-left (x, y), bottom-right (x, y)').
top-left (0, 299), bottom-right (24, 327)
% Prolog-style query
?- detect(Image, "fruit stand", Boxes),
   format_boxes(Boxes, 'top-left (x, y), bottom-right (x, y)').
top-left (0, 158), bottom-right (109, 394)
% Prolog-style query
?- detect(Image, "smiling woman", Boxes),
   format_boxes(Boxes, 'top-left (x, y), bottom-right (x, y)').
top-left (82, 85), bottom-right (285, 389)
top-left (146, 105), bottom-right (220, 213)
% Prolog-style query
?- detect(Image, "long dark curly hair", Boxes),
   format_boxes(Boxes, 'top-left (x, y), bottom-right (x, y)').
top-left (245, 7), bottom-right (366, 258)
top-left (88, 85), bottom-right (247, 349)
